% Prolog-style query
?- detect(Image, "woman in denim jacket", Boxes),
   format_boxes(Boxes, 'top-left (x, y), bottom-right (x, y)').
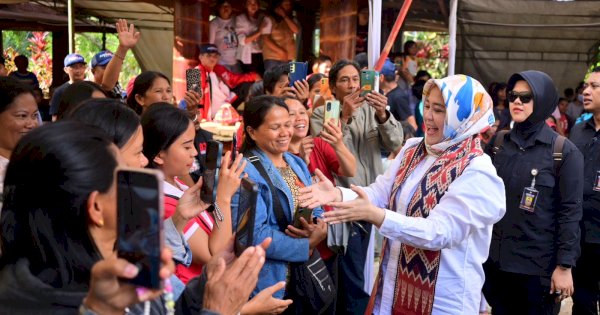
top-left (232, 95), bottom-right (327, 302)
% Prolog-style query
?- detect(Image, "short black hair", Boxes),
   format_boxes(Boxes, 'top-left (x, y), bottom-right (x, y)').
top-left (592, 66), bottom-right (600, 73)
top-left (308, 73), bottom-right (325, 90)
top-left (328, 59), bottom-right (360, 94)
top-left (56, 81), bottom-right (107, 120)
top-left (353, 52), bottom-right (368, 70)
top-left (263, 64), bottom-right (289, 94)
top-left (0, 76), bottom-right (34, 114)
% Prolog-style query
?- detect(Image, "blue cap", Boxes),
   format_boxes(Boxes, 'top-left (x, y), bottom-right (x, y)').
top-left (380, 59), bottom-right (396, 77)
top-left (199, 43), bottom-right (220, 55)
top-left (64, 53), bottom-right (86, 67)
top-left (91, 50), bottom-right (113, 68)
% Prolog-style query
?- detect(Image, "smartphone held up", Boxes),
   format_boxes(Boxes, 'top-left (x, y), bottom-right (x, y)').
top-left (116, 167), bottom-right (164, 289)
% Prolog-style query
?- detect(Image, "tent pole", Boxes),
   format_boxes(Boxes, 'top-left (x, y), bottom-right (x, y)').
top-left (67, 0), bottom-right (74, 53)
top-left (448, 0), bottom-right (457, 75)
top-left (374, 0), bottom-right (413, 71)
top-left (367, 0), bottom-right (382, 69)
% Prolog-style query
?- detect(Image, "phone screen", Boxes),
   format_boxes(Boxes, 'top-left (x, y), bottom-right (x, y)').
top-left (231, 133), bottom-right (237, 158)
top-left (186, 69), bottom-right (201, 94)
top-left (235, 178), bottom-right (258, 256)
top-left (324, 100), bottom-right (340, 126)
top-left (293, 207), bottom-right (313, 228)
top-left (201, 140), bottom-right (223, 204)
top-left (117, 169), bottom-right (163, 289)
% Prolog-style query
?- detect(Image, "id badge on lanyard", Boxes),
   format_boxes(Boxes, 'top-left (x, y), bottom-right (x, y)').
top-left (594, 171), bottom-right (600, 192)
top-left (520, 168), bottom-right (539, 212)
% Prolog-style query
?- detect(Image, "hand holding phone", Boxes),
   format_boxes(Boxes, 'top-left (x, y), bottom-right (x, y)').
top-left (186, 69), bottom-right (201, 94)
top-left (116, 167), bottom-right (164, 289)
top-left (360, 69), bottom-right (379, 96)
top-left (292, 207), bottom-right (313, 229)
top-left (323, 100), bottom-right (340, 126)
top-left (288, 62), bottom-right (308, 87)
top-left (201, 140), bottom-right (224, 205)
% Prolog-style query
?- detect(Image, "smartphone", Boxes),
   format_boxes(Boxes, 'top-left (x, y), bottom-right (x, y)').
top-left (288, 61), bottom-right (308, 87)
top-left (231, 133), bottom-right (237, 158)
top-left (201, 140), bottom-right (223, 205)
top-left (186, 68), bottom-right (201, 94)
top-left (360, 69), bottom-right (379, 96)
top-left (324, 100), bottom-right (341, 126)
top-left (235, 178), bottom-right (258, 257)
top-left (116, 167), bottom-right (164, 289)
top-left (293, 207), bottom-right (313, 229)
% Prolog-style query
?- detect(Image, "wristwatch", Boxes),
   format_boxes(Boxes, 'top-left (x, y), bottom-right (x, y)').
top-left (558, 264), bottom-right (572, 270)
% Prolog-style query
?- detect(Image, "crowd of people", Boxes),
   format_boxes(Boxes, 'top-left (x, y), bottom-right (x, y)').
top-left (0, 1), bottom-right (599, 315)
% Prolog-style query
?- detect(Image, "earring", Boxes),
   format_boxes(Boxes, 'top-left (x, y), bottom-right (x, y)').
top-left (98, 219), bottom-right (104, 227)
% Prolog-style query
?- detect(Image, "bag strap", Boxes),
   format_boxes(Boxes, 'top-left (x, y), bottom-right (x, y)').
top-left (492, 130), bottom-right (510, 156)
top-left (553, 135), bottom-right (566, 176)
top-left (246, 155), bottom-right (288, 232)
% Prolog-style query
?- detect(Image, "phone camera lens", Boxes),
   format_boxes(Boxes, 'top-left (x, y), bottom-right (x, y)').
top-left (327, 103), bottom-right (331, 111)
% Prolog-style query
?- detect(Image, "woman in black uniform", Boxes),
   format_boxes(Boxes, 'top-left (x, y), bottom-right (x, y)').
top-left (483, 70), bottom-right (584, 315)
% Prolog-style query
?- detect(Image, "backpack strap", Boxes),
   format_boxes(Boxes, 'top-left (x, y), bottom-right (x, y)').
top-left (553, 135), bottom-right (566, 176)
top-left (492, 130), bottom-right (510, 156)
top-left (246, 155), bottom-right (288, 232)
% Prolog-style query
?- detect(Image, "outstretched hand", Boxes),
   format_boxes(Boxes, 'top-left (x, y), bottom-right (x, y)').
top-left (298, 169), bottom-right (339, 209)
top-left (325, 185), bottom-right (386, 227)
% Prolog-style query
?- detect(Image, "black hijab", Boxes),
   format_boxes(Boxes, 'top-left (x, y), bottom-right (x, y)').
top-left (507, 70), bottom-right (558, 147)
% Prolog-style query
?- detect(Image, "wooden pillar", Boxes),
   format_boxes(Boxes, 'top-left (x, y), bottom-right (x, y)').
top-left (52, 30), bottom-right (69, 88)
top-left (320, 0), bottom-right (358, 62)
top-left (173, 0), bottom-right (210, 102)
top-left (296, 2), bottom-right (318, 62)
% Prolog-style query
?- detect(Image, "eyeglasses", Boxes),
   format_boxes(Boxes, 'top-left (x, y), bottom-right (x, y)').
top-left (507, 91), bottom-right (533, 103)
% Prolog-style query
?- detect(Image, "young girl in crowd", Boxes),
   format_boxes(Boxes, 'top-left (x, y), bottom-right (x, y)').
top-left (141, 103), bottom-right (245, 284)
top-left (127, 71), bottom-right (173, 115)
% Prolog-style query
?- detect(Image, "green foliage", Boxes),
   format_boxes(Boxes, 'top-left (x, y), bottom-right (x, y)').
top-left (403, 31), bottom-right (449, 79)
top-left (3, 30), bottom-right (139, 90)
top-left (75, 32), bottom-right (140, 85)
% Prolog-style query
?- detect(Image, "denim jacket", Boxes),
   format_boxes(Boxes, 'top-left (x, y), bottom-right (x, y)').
top-left (231, 148), bottom-right (324, 299)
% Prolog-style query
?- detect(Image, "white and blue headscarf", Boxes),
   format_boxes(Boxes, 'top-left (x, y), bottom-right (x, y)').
top-left (423, 74), bottom-right (495, 153)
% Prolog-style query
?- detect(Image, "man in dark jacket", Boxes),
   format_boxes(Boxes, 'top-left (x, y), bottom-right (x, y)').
top-left (569, 67), bottom-right (600, 315)
top-left (483, 70), bottom-right (584, 315)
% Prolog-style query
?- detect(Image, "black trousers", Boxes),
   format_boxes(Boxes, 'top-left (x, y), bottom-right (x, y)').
top-left (483, 261), bottom-right (560, 315)
top-left (336, 223), bottom-right (371, 315)
top-left (572, 242), bottom-right (600, 315)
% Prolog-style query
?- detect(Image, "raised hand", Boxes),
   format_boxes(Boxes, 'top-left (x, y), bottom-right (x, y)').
top-left (215, 152), bottom-right (247, 202)
top-left (116, 19), bottom-right (140, 50)
top-left (291, 79), bottom-right (310, 104)
top-left (299, 136), bottom-right (314, 164)
top-left (203, 238), bottom-right (270, 315)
